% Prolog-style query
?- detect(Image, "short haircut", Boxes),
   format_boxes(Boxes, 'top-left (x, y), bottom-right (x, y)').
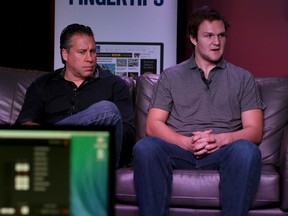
top-left (188, 5), bottom-right (230, 39)
top-left (59, 23), bottom-right (94, 64)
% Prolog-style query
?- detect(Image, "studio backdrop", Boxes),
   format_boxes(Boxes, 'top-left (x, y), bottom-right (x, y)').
top-left (54, 0), bottom-right (178, 77)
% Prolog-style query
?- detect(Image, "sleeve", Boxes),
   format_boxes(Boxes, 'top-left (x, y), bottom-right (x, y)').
top-left (15, 78), bottom-right (46, 124)
top-left (148, 71), bottom-right (173, 112)
top-left (240, 73), bottom-right (266, 112)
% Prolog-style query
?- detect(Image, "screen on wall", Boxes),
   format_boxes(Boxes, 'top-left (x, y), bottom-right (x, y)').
top-left (96, 42), bottom-right (164, 80)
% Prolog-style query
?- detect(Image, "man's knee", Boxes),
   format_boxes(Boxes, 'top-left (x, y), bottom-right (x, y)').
top-left (133, 136), bottom-right (163, 158)
top-left (230, 139), bottom-right (261, 161)
top-left (90, 100), bottom-right (120, 115)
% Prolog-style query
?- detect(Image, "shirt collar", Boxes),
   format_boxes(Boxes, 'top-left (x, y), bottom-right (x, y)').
top-left (59, 67), bottom-right (100, 80)
top-left (188, 55), bottom-right (226, 70)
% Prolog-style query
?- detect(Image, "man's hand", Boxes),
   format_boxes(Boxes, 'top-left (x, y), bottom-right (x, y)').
top-left (191, 130), bottom-right (219, 158)
top-left (21, 121), bottom-right (40, 126)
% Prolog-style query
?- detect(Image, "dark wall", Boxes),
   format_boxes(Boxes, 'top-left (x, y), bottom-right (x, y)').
top-left (0, 1), bottom-right (54, 71)
top-left (177, 0), bottom-right (288, 77)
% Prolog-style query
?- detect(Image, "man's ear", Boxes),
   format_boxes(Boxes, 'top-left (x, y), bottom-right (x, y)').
top-left (61, 48), bottom-right (68, 62)
top-left (190, 35), bottom-right (197, 46)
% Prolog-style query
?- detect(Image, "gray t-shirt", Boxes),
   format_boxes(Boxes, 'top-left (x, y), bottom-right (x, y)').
top-left (149, 57), bottom-right (266, 136)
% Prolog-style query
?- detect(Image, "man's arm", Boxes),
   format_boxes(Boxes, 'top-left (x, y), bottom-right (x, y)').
top-left (20, 121), bottom-right (40, 126)
top-left (215, 108), bottom-right (263, 146)
top-left (15, 74), bottom-right (48, 125)
top-left (146, 108), bottom-right (264, 156)
top-left (146, 108), bottom-right (195, 151)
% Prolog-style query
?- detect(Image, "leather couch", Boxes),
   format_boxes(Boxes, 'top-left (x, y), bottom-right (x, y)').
top-left (1, 66), bottom-right (288, 215)
top-left (115, 73), bottom-right (288, 216)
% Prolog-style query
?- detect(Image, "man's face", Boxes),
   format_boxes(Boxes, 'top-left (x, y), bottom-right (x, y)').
top-left (62, 34), bottom-right (97, 79)
top-left (190, 20), bottom-right (227, 64)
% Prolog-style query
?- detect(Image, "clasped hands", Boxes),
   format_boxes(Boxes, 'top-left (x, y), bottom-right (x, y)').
top-left (189, 129), bottom-right (219, 158)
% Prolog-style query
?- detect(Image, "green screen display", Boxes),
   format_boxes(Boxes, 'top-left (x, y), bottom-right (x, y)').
top-left (0, 129), bottom-right (112, 216)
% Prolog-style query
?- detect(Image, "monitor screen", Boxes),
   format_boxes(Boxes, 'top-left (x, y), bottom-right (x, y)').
top-left (0, 125), bottom-right (114, 216)
top-left (96, 42), bottom-right (164, 81)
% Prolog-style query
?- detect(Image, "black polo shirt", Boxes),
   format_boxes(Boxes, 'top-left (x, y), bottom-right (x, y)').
top-left (16, 66), bottom-right (135, 132)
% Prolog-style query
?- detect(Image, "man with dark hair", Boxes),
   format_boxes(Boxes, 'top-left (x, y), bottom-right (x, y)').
top-left (133, 6), bottom-right (265, 216)
top-left (16, 23), bottom-right (135, 168)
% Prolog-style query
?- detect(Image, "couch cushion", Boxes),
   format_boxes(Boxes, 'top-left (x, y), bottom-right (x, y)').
top-left (116, 165), bottom-right (280, 209)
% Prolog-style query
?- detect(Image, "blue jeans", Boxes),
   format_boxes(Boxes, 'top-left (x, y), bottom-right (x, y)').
top-left (55, 100), bottom-right (123, 168)
top-left (133, 136), bottom-right (262, 216)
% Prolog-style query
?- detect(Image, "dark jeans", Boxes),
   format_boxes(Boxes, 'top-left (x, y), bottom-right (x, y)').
top-left (56, 100), bottom-right (123, 168)
top-left (133, 136), bottom-right (262, 216)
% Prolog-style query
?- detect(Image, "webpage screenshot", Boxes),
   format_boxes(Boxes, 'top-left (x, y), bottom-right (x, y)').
top-left (96, 42), bottom-right (164, 81)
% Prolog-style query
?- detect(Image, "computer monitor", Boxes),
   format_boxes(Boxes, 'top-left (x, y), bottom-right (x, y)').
top-left (0, 125), bottom-right (114, 216)
top-left (96, 41), bottom-right (164, 80)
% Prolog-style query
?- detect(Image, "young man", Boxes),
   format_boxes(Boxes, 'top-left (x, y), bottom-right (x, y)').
top-left (16, 23), bottom-right (135, 168)
top-left (133, 6), bottom-right (266, 216)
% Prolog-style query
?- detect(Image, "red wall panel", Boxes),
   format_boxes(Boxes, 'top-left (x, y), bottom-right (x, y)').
top-left (183, 0), bottom-right (288, 77)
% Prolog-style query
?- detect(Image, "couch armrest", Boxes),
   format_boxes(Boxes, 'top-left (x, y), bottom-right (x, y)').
top-left (279, 125), bottom-right (288, 211)
top-left (0, 67), bottom-right (48, 125)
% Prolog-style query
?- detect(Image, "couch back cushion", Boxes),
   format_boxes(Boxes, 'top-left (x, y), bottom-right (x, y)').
top-left (256, 77), bottom-right (288, 165)
top-left (0, 67), bottom-right (48, 125)
top-left (134, 73), bottom-right (159, 140)
top-left (134, 74), bottom-right (288, 165)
